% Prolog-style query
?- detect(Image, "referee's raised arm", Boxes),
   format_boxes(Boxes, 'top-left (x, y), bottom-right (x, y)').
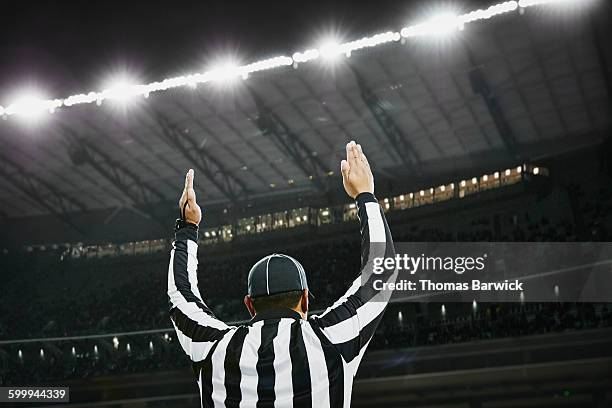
top-left (310, 141), bottom-right (397, 364)
top-left (167, 169), bottom-right (234, 362)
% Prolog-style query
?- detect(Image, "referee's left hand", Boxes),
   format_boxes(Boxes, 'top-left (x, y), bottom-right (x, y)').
top-left (179, 169), bottom-right (202, 226)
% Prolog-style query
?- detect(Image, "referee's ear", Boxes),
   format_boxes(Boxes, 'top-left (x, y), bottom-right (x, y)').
top-left (300, 289), bottom-right (309, 315)
top-left (244, 295), bottom-right (256, 317)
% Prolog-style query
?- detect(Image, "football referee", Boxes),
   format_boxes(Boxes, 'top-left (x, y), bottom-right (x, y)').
top-left (167, 141), bottom-right (397, 407)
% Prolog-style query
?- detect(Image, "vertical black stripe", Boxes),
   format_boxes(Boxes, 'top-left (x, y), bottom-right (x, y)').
top-left (310, 322), bottom-right (345, 408)
top-left (201, 341), bottom-right (221, 408)
top-left (290, 321), bottom-right (312, 408)
top-left (256, 320), bottom-right (280, 407)
top-left (224, 327), bottom-right (249, 408)
top-left (321, 343), bottom-right (344, 408)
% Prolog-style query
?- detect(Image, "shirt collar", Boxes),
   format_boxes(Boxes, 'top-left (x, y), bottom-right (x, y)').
top-left (249, 308), bottom-right (303, 324)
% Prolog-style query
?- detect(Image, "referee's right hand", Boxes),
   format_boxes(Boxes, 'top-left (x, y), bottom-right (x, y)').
top-left (340, 141), bottom-right (374, 199)
top-left (178, 169), bottom-right (202, 226)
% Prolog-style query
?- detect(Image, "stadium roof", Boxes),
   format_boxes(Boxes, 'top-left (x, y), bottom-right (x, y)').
top-left (0, 3), bottom-right (610, 222)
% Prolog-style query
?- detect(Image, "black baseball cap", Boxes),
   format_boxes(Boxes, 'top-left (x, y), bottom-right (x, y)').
top-left (247, 254), bottom-right (309, 298)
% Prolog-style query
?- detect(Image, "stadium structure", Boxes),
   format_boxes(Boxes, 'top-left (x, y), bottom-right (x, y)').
top-left (1, 1), bottom-right (611, 407)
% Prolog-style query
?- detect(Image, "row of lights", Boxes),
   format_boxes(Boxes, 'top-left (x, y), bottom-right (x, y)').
top-left (201, 164), bottom-right (535, 238)
top-left (0, 0), bottom-right (576, 119)
top-left (16, 334), bottom-right (172, 361)
top-left (397, 285), bottom-right (561, 323)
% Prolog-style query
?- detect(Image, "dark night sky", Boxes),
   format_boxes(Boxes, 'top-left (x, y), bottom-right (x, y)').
top-left (0, 0), bottom-right (492, 103)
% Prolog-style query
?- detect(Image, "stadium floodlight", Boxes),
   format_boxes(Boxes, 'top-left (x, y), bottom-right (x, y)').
top-left (4, 89), bottom-right (58, 120)
top-left (460, 1), bottom-right (518, 24)
top-left (401, 12), bottom-right (464, 38)
top-left (102, 76), bottom-right (141, 103)
top-left (0, 0), bottom-right (586, 119)
top-left (207, 60), bottom-right (245, 84)
top-left (518, 0), bottom-right (571, 7)
top-left (319, 38), bottom-right (345, 61)
top-left (292, 49), bottom-right (320, 64)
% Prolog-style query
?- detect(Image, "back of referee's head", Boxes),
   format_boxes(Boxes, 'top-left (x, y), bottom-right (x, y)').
top-left (244, 254), bottom-right (309, 318)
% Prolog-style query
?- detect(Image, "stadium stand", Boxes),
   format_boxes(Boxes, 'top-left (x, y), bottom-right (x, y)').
top-left (1, 147), bottom-right (612, 388)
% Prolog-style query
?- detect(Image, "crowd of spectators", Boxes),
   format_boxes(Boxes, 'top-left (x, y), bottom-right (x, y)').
top-left (1, 170), bottom-right (612, 384)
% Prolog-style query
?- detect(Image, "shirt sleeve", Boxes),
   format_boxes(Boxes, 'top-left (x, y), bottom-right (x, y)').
top-left (309, 192), bottom-right (397, 365)
top-left (167, 227), bottom-right (233, 362)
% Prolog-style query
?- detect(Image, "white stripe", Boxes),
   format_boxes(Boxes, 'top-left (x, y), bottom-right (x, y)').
top-left (317, 203), bottom-right (385, 322)
top-left (266, 255), bottom-right (272, 295)
top-left (301, 322), bottom-right (330, 408)
top-left (315, 277), bottom-right (360, 320)
top-left (211, 330), bottom-right (237, 408)
top-left (197, 370), bottom-right (204, 408)
top-left (364, 202), bottom-right (385, 242)
top-left (239, 321), bottom-right (264, 408)
top-left (273, 319), bottom-right (294, 408)
top-left (171, 320), bottom-right (215, 362)
top-left (187, 238), bottom-right (198, 255)
top-left (342, 359), bottom-right (353, 407)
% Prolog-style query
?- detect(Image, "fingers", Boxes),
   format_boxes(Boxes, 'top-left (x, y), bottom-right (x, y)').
top-left (346, 140), bottom-right (359, 169)
top-left (357, 144), bottom-right (370, 168)
top-left (340, 159), bottom-right (350, 179)
top-left (180, 169), bottom-right (196, 209)
top-left (185, 169), bottom-right (194, 191)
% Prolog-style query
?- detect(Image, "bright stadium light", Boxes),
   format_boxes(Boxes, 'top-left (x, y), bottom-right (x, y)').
top-left (319, 38), bottom-right (345, 61)
top-left (4, 89), bottom-right (57, 120)
top-left (0, 0), bottom-right (589, 119)
top-left (208, 61), bottom-right (245, 83)
top-left (518, 0), bottom-right (570, 7)
top-left (102, 76), bottom-right (140, 103)
top-left (401, 12), bottom-right (464, 37)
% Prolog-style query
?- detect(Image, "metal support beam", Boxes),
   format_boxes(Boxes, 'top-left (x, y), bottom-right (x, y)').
top-left (156, 114), bottom-right (250, 203)
top-left (63, 129), bottom-right (167, 227)
top-left (246, 86), bottom-right (329, 191)
top-left (347, 64), bottom-right (421, 171)
top-left (590, 13), bottom-right (612, 104)
top-left (463, 45), bottom-right (520, 160)
top-left (468, 66), bottom-right (519, 160)
top-left (0, 152), bottom-right (87, 233)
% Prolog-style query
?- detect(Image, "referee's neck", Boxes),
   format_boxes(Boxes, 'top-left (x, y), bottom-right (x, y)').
top-left (249, 308), bottom-right (304, 324)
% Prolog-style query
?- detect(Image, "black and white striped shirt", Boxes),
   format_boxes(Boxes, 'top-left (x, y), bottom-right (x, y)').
top-left (167, 192), bottom-right (396, 407)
